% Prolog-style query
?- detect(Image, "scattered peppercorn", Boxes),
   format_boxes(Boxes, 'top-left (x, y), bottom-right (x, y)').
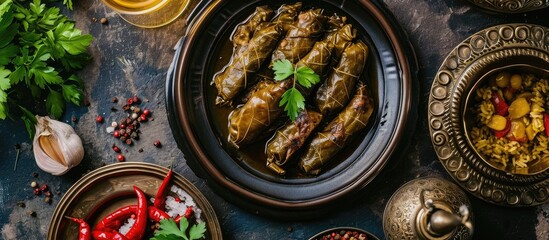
top-left (33, 188), bottom-right (41, 195)
top-left (100, 17), bottom-right (108, 24)
top-left (132, 95), bottom-right (139, 103)
top-left (110, 106), bottom-right (118, 112)
top-left (92, 17), bottom-right (97, 22)
top-left (117, 154), bottom-right (125, 162)
top-left (139, 114), bottom-right (147, 121)
top-left (30, 181), bottom-right (37, 188)
top-left (71, 115), bottom-right (78, 123)
top-left (113, 130), bottom-right (121, 138)
top-left (32, 172), bottom-right (39, 178)
top-left (44, 197), bottom-right (52, 204)
top-left (112, 145), bottom-right (121, 153)
top-left (96, 115), bottom-right (104, 123)
top-left (125, 139), bottom-right (133, 145)
top-left (28, 211), bottom-right (37, 217)
top-left (153, 140), bottom-right (162, 148)
top-left (138, 148), bottom-right (143, 153)
top-left (143, 109), bottom-right (151, 116)
top-left (41, 184), bottom-right (48, 191)
top-left (17, 202), bottom-right (25, 208)
top-left (112, 97), bottom-right (118, 103)
top-left (45, 191), bottom-right (52, 197)
top-left (287, 227), bottom-right (293, 232)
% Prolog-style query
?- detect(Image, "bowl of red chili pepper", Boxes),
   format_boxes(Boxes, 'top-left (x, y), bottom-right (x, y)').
top-left (47, 162), bottom-right (222, 240)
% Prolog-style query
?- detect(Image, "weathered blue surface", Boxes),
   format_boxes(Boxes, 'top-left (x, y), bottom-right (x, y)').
top-left (1, 0), bottom-right (548, 239)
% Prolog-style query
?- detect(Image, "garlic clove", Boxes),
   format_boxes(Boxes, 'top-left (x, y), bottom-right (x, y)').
top-left (33, 116), bottom-right (84, 175)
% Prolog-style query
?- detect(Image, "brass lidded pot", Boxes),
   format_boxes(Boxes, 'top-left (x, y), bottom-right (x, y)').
top-left (383, 177), bottom-right (474, 240)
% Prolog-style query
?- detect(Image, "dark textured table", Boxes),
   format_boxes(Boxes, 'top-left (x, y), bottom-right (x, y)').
top-left (1, 0), bottom-right (548, 239)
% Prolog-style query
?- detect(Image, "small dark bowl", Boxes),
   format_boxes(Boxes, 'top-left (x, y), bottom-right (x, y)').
top-left (308, 227), bottom-right (380, 240)
top-left (166, 0), bottom-right (418, 218)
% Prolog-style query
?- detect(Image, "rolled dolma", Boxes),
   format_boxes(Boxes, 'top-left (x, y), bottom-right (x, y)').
top-left (231, 6), bottom-right (274, 54)
top-left (272, 2), bottom-right (302, 32)
top-left (214, 23), bottom-right (283, 105)
top-left (324, 24), bottom-right (356, 62)
top-left (266, 109), bottom-right (323, 175)
top-left (228, 80), bottom-right (291, 147)
top-left (271, 8), bottom-right (327, 64)
top-left (214, 4), bottom-right (301, 105)
top-left (315, 40), bottom-right (368, 115)
top-left (299, 84), bottom-right (374, 175)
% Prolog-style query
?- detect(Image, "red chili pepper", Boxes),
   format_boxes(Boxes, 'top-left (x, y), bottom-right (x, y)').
top-left (124, 186), bottom-right (148, 240)
top-left (491, 92), bottom-right (509, 116)
top-left (95, 205), bottom-right (170, 231)
top-left (65, 216), bottom-right (91, 240)
top-left (94, 205), bottom-right (134, 231)
top-left (184, 206), bottom-right (193, 219)
top-left (494, 119), bottom-right (511, 138)
top-left (92, 230), bottom-right (129, 240)
top-left (544, 113), bottom-right (549, 137)
top-left (153, 168), bottom-right (173, 210)
top-left (149, 206), bottom-right (170, 221)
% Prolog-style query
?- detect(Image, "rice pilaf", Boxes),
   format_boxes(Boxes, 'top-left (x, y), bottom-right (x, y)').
top-left (471, 72), bottom-right (549, 169)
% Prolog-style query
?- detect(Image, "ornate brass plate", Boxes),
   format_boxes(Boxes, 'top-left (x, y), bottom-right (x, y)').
top-left (47, 162), bottom-right (222, 240)
top-left (466, 0), bottom-right (549, 13)
top-left (429, 23), bottom-right (549, 207)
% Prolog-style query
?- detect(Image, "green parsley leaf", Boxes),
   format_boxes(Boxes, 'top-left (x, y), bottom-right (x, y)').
top-left (189, 222), bottom-right (207, 240)
top-left (279, 87), bottom-right (305, 121)
top-left (295, 66), bottom-right (320, 88)
top-left (61, 84), bottom-right (82, 106)
top-left (0, 102), bottom-right (7, 120)
top-left (151, 218), bottom-right (206, 240)
top-left (46, 89), bottom-right (64, 118)
top-left (19, 106), bottom-right (37, 138)
top-left (272, 60), bottom-right (320, 121)
top-left (272, 59), bottom-right (293, 81)
top-left (0, 0), bottom-right (92, 137)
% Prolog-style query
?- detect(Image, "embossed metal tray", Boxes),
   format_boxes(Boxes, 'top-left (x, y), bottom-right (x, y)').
top-left (466, 0), bottom-right (549, 13)
top-left (429, 23), bottom-right (549, 207)
top-left (47, 162), bottom-right (222, 240)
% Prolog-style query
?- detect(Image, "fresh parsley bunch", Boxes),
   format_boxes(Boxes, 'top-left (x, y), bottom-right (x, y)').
top-left (151, 218), bottom-right (207, 240)
top-left (272, 59), bottom-right (320, 121)
top-left (0, 0), bottom-right (92, 138)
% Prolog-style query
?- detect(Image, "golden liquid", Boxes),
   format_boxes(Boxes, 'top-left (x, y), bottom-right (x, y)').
top-left (101, 0), bottom-right (189, 28)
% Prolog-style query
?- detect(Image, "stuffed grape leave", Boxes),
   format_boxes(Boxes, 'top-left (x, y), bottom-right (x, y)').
top-left (315, 40), bottom-right (368, 115)
top-left (213, 23), bottom-right (283, 105)
top-left (228, 80), bottom-right (291, 147)
top-left (231, 6), bottom-right (274, 55)
top-left (266, 109), bottom-right (323, 175)
top-left (272, 2), bottom-right (302, 32)
top-left (324, 24), bottom-right (356, 62)
top-left (213, 4), bottom-right (301, 105)
top-left (299, 83), bottom-right (375, 175)
top-left (271, 8), bottom-right (327, 64)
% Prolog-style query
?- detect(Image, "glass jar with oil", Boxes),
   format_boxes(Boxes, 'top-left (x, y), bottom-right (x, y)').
top-left (101, 0), bottom-right (189, 28)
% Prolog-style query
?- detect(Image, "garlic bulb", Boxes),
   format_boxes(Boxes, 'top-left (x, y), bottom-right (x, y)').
top-left (33, 116), bottom-right (84, 175)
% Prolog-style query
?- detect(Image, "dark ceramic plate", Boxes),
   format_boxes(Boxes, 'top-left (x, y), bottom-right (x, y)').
top-left (166, 0), bottom-right (418, 218)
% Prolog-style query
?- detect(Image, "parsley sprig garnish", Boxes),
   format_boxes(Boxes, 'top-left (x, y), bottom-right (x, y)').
top-left (0, 0), bottom-right (91, 138)
top-left (151, 218), bottom-right (207, 240)
top-left (272, 59), bottom-right (320, 121)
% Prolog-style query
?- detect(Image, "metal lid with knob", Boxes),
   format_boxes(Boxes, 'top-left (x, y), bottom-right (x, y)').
top-left (383, 177), bottom-right (474, 240)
